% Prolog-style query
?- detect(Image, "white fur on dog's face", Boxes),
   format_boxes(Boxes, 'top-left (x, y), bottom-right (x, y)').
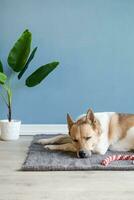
top-left (67, 109), bottom-right (102, 157)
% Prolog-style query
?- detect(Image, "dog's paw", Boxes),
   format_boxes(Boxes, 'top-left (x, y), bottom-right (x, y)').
top-left (44, 145), bottom-right (55, 150)
top-left (36, 139), bottom-right (48, 145)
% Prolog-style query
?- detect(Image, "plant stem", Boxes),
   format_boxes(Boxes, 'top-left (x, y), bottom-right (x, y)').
top-left (8, 103), bottom-right (12, 122)
top-left (6, 88), bottom-right (12, 122)
top-left (7, 71), bottom-right (14, 122)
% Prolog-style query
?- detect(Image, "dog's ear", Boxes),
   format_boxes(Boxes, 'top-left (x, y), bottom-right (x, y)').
top-left (86, 108), bottom-right (95, 125)
top-left (67, 113), bottom-right (74, 131)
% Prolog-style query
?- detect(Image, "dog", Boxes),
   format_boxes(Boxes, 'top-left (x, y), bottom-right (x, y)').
top-left (37, 108), bottom-right (134, 158)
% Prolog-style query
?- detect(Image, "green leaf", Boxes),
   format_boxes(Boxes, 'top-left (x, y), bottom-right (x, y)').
top-left (25, 61), bottom-right (59, 87)
top-left (0, 60), bottom-right (3, 72)
top-left (0, 72), bottom-right (7, 84)
top-left (18, 47), bottom-right (37, 79)
top-left (8, 29), bottom-right (32, 72)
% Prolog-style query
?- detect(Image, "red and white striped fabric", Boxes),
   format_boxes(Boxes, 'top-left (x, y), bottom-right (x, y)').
top-left (101, 155), bottom-right (134, 166)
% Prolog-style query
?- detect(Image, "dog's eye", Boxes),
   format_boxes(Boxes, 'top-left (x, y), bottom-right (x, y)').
top-left (85, 136), bottom-right (91, 140)
top-left (73, 139), bottom-right (78, 142)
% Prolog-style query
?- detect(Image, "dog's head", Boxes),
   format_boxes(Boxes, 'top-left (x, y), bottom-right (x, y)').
top-left (67, 108), bottom-right (102, 158)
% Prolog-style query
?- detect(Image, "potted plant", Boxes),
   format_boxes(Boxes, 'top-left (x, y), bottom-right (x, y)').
top-left (0, 30), bottom-right (59, 140)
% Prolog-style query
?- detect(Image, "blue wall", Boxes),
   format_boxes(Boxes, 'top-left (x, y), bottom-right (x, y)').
top-left (0, 0), bottom-right (134, 124)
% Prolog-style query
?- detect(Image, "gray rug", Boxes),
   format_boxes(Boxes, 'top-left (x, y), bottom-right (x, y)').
top-left (21, 134), bottom-right (134, 171)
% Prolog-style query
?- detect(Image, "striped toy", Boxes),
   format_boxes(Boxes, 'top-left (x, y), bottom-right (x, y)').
top-left (101, 155), bottom-right (134, 166)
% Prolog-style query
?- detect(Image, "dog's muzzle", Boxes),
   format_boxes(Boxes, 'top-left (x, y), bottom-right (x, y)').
top-left (78, 150), bottom-right (91, 158)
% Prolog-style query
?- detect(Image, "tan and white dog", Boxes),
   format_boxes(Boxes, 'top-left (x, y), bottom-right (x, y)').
top-left (38, 108), bottom-right (134, 158)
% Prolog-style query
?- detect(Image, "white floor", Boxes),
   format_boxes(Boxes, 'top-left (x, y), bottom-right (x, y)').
top-left (0, 136), bottom-right (133, 200)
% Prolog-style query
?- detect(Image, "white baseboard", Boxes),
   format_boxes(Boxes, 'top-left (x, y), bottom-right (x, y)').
top-left (20, 124), bottom-right (68, 135)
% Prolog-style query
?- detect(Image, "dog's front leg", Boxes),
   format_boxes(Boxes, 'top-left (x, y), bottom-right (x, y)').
top-left (37, 135), bottom-right (71, 145)
top-left (44, 143), bottom-right (76, 152)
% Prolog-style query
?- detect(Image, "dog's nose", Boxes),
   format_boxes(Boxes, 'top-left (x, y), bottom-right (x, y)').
top-left (79, 150), bottom-right (87, 158)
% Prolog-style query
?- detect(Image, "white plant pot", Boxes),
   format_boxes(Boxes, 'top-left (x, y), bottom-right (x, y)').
top-left (0, 120), bottom-right (21, 141)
